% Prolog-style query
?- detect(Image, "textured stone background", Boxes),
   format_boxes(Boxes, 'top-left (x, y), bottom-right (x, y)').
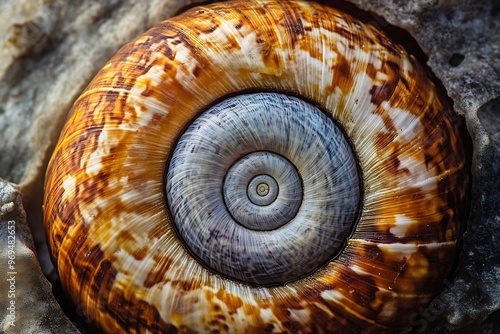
top-left (0, 0), bottom-right (498, 332)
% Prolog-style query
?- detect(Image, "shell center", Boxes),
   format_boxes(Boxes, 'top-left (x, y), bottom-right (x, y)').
top-left (223, 151), bottom-right (302, 231)
top-left (248, 175), bottom-right (278, 205)
top-left (165, 92), bottom-right (361, 286)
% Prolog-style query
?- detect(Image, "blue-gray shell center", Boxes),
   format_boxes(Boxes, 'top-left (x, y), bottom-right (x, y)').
top-left (224, 151), bottom-right (302, 231)
top-left (166, 92), bottom-right (361, 286)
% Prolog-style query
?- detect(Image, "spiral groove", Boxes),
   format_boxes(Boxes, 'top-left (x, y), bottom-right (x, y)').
top-left (247, 174), bottom-right (278, 205)
top-left (223, 151), bottom-right (302, 230)
top-left (166, 92), bottom-right (361, 285)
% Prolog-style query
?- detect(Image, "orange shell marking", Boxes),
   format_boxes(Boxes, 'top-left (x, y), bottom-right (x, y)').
top-left (44, 0), bottom-right (470, 333)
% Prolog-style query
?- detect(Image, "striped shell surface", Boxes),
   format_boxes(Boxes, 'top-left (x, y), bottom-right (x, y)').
top-left (43, 1), bottom-right (470, 333)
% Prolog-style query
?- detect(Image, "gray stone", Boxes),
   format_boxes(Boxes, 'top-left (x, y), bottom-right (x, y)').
top-left (0, 0), bottom-right (498, 332)
top-left (0, 178), bottom-right (79, 333)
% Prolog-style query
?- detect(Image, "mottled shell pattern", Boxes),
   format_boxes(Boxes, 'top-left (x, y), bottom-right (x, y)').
top-left (43, 1), bottom-right (470, 333)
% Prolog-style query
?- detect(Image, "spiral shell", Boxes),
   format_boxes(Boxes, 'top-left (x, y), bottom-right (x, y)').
top-left (44, 1), bottom-right (470, 333)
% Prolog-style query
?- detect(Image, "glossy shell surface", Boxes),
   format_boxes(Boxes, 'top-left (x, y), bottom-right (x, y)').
top-left (43, 0), bottom-right (470, 333)
top-left (166, 92), bottom-right (361, 286)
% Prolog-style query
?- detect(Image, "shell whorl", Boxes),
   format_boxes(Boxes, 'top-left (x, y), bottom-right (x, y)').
top-left (43, 0), bottom-right (470, 333)
top-left (167, 92), bottom-right (360, 285)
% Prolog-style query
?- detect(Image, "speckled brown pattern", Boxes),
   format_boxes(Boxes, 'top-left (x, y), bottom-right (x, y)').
top-left (44, 1), bottom-right (470, 333)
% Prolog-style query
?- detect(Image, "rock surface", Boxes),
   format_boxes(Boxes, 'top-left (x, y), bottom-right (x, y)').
top-left (0, 0), bottom-right (498, 332)
top-left (0, 179), bottom-right (79, 333)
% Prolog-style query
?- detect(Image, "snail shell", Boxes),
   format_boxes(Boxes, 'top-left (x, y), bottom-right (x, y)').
top-left (44, 0), bottom-right (470, 333)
